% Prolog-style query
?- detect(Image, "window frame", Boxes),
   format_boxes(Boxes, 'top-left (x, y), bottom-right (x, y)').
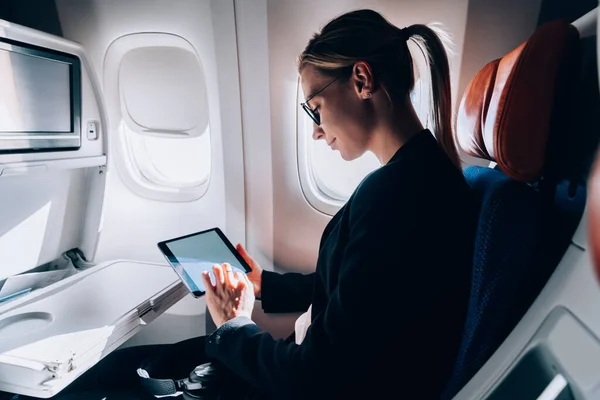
top-left (104, 33), bottom-right (212, 202)
top-left (118, 122), bottom-right (211, 201)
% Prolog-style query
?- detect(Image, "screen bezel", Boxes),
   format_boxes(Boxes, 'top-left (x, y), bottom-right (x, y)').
top-left (0, 37), bottom-right (82, 154)
top-left (157, 227), bottom-right (253, 297)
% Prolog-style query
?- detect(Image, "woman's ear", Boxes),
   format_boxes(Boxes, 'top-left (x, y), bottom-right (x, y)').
top-left (352, 61), bottom-right (375, 99)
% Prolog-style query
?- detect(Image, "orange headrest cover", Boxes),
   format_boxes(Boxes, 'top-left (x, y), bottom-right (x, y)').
top-left (456, 20), bottom-right (579, 182)
top-left (588, 151), bottom-right (600, 283)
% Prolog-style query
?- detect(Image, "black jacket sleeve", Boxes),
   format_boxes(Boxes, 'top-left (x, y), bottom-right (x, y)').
top-left (259, 270), bottom-right (315, 313)
top-left (205, 172), bottom-right (423, 399)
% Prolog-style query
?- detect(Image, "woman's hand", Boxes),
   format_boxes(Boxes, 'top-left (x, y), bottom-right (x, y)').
top-left (202, 263), bottom-right (255, 328)
top-left (236, 244), bottom-right (263, 298)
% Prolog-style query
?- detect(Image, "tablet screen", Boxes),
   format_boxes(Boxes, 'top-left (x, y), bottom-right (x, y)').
top-left (158, 228), bottom-right (251, 296)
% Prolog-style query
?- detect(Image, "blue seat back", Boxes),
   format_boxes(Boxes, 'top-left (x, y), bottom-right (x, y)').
top-left (441, 166), bottom-right (545, 398)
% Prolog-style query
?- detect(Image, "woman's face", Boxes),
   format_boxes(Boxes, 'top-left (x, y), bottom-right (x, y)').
top-left (300, 65), bottom-right (374, 161)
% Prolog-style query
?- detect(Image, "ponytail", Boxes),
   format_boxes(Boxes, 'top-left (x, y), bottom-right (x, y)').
top-left (403, 24), bottom-right (461, 169)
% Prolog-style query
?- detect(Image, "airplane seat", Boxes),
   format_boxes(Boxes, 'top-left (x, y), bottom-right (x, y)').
top-left (441, 19), bottom-right (585, 399)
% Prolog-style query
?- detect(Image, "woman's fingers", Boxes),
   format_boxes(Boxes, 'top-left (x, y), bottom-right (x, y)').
top-left (241, 271), bottom-right (252, 288)
top-left (201, 271), bottom-right (214, 293)
top-left (213, 264), bottom-right (225, 285)
top-left (212, 263), bottom-right (252, 295)
top-left (223, 263), bottom-right (237, 287)
top-left (234, 271), bottom-right (246, 289)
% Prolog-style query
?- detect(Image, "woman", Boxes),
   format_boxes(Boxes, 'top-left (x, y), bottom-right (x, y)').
top-left (37, 8), bottom-right (476, 400)
top-left (200, 9), bottom-right (476, 399)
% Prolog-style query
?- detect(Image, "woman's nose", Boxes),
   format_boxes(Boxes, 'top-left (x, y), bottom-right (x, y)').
top-left (312, 125), bottom-right (325, 141)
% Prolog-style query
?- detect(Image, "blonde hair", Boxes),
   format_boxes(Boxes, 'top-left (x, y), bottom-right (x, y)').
top-left (298, 9), bottom-right (461, 169)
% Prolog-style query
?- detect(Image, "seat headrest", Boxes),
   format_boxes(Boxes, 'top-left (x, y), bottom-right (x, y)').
top-left (456, 20), bottom-right (580, 183)
top-left (584, 8), bottom-right (600, 285)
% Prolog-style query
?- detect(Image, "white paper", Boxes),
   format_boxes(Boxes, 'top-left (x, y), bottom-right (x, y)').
top-left (0, 269), bottom-right (67, 298)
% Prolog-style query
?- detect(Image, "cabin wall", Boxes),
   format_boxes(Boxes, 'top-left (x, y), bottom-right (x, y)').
top-left (55, 0), bottom-right (246, 345)
top-left (233, 0), bottom-right (275, 275)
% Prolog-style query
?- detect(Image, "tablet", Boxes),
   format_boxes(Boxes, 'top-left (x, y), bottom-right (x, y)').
top-left (157, 227), bottom-right (252, 297)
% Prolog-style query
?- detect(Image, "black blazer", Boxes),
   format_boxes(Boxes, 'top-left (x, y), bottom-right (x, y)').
top-left (206, 130), bottom-right (477, 399)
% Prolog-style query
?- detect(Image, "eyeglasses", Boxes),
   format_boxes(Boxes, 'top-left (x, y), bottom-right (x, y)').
top-left (300, 76), bottom-right (340, 126)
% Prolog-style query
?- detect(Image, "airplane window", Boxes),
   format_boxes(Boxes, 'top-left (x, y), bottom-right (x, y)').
top-left (298, 78), bottom-right (429, 214)
top-left (105, 34), bottom-right (211, 202)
